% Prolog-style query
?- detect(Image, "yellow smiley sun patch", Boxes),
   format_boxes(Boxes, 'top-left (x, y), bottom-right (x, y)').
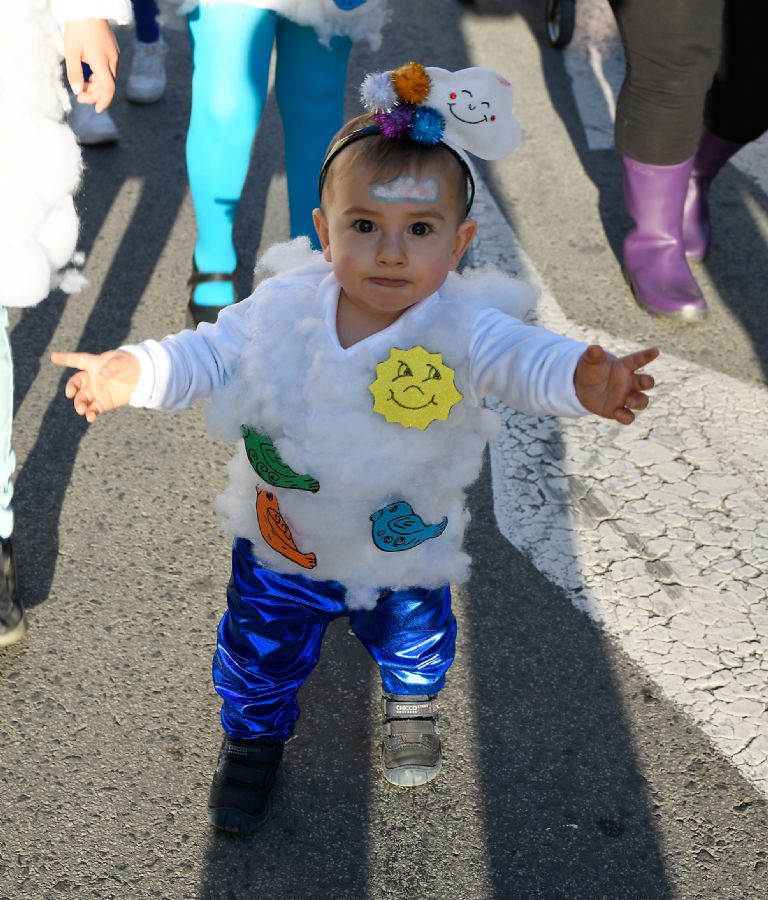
top-left (369, 346), bottom-right (463, 430)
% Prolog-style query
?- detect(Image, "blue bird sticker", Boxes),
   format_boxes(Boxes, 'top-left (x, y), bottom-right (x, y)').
top-left (370, 501), bottom-right (448, 552)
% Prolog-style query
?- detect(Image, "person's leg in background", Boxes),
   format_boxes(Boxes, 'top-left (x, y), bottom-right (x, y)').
top-left (684, 0), bottom-right (768, 260)
top-left (610, 0), bottom-right (723, 319)
top-left (0, 306), bottom-right (25, 647)
top-left (133, 0), bottom-right (160, 43)
top-left (127, 0), bottom-right (167, 105)
top-left (185, 4), bottom-right (276, 324)
top-left (208, 539), bottom-right (347, 833)
top-left (351, 584), bottom-right (456, 787)
top-left (274, 19), bottom-right (351, 247)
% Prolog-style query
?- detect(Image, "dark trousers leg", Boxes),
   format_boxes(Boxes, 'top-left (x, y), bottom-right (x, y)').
top-left (131, 0), bottom-right (160, 43)
top-left (705, 0), bottom-right (768, 144)
top-left (610, 0), bottom-right (723, 163)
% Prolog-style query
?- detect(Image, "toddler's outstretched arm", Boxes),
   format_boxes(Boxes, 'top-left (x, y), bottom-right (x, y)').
top-left (51, 349), bottom-right (140, 423)
top-left (575, 345), bottom-right (659, 425)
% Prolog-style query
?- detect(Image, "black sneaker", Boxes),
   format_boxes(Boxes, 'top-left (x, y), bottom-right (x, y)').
top-left (381, 694), bottom-right (442, 787)
top-left (0, 539), bottom-right (26, 648)
top-left (207, 735), bottom-right (283, 834)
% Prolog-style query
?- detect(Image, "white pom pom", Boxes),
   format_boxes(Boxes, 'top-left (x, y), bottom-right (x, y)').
top-left (360, 71), bottom-right (397, 113)
top-left (55, 267), bottom-right (88, 295)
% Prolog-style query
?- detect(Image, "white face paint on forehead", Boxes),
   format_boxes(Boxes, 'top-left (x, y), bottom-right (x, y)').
top-left (370, 174), bottom-right (441, 203)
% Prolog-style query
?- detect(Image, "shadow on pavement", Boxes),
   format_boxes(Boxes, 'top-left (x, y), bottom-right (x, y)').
top-left (197, 619), bottom-right (374, 898)
top-left (462, 453), bottom-right (672, 899)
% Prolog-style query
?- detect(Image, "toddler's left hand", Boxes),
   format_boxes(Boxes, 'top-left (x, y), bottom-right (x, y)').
top-left (575, 344), bottom-right (659, 425)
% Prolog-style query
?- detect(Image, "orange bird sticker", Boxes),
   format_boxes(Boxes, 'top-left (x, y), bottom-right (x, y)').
top-left (256, 489), bottom-right (317, 570)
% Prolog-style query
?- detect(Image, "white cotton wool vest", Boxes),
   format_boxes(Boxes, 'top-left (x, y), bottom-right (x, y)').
top-left (207, 243), bottom-right (534, 609)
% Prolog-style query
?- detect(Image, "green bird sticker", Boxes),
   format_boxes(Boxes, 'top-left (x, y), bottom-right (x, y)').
top-left (241, 426), bottom-right (320, 493)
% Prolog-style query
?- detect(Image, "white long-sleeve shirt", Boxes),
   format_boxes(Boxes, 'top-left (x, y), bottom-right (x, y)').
top-left (125, 246), bottom-right (588, 608)
top-left (51, 0), bottom-right (133, 26)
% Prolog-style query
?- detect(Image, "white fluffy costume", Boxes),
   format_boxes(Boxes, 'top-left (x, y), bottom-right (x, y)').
top-left (126, 240), bottom-right (588, 609)
top-left (0, 0), bottom-right (131, 545)
top-left (0, 0), bottom-right (132, 308)
top-left (168, 0), bottom-right (389, 48)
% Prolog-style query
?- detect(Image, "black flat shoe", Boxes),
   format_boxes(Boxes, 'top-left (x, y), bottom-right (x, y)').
top-left (186, 257), bottom-right (239, 327)
top-left (0, 539), bottom-right (26, 648)
top-left (207, 736), bottom-right (284, 834)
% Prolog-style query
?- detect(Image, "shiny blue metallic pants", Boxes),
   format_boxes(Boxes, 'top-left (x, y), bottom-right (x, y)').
top-left (213, 538), bottom-right (456, 741)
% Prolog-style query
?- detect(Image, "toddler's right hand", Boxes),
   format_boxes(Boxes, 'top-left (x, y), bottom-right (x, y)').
top-left (64, 19), bottom-right (120, 112)
top-left (51, 349), bottom-right (140, 423)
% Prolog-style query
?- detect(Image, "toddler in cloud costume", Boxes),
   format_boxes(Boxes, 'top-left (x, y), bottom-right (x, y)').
top-left (52, 63), bottom-right (659, 834)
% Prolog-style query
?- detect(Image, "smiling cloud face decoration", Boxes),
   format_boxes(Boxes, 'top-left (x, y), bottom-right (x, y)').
top-left (424, 66), bottom-right (521, 161)
top-left (369, 346), bottom-right (463, 430)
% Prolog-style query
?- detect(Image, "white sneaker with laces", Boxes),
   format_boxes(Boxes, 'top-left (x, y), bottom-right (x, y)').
top-left (68, 102), bottom-right (119, 145)
top-left (126, 39), bottom-right (167, 104)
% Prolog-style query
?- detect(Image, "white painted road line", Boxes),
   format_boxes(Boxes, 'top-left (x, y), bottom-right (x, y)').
top-left (469, 177), bottom-right (768, 798)
top-left (562, 0), bottom-right (623, 151)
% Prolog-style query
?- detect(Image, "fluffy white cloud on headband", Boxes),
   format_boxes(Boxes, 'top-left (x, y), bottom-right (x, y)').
top-left (426, 66), bottom-right (522, 161)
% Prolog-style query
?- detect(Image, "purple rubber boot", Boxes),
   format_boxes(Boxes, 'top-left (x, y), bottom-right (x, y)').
top-left (683, 128), bottom-right (743, 261)
top-left (621, 156), bottom-right (707, 321)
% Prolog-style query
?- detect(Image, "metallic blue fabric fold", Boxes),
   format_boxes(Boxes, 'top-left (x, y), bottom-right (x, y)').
top-left (213, 538), bottom-right (456, 741)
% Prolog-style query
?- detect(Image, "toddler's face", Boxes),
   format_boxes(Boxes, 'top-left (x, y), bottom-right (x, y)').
top-left (313, 159), bottom-right (476, 322)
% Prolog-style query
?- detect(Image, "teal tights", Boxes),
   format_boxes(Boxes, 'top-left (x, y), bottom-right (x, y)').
top-left (186, 5), bottom-right (351, 306)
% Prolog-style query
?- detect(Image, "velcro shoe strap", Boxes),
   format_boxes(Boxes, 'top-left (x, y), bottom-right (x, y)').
top-left (384, 719), bottom-right (436, 737)
top-left (383, 698), bottom-right (437, 720)
top-left (226, 759), bottom-right (278, 788)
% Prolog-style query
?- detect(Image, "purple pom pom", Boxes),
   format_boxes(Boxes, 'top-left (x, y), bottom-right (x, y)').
top-left (408, 106), bottom-right (445, 145)
top-left (375, 104), bottom-right (415, 138)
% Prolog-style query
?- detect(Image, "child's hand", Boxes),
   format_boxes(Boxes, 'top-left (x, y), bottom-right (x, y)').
top-left (574, 344), bottom-right (659, 425)
top-left (63, 19), bottom-right (120, 112)
top-left (51, 349), bottom-right (140, 423)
